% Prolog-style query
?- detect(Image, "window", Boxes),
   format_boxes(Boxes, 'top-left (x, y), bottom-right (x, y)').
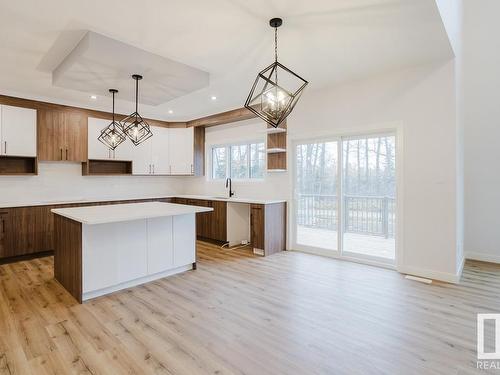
top-left (211, 141), bottom-right (265, 180)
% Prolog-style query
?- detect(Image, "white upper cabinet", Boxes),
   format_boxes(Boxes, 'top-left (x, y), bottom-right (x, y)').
top-left (151, 127), bottom-right (170, 175)
top-left (88, 117), bottom-right (135, 161)
top-left (131, 139), bottom-right (152, 175)
top-left (86, 120), bottom-right (194, 176)
top-left (114, 134), bottom-right (134, 161)
top-left (88, 117), bottom-right (111, 159)
top-left (169, 127), bottom-right (194, 175)
top-left (0, 105), bottom-right (37, 157)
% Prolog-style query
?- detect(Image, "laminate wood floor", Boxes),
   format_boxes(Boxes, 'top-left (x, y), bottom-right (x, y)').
top-left (0, 242), bottom-right (499, 375)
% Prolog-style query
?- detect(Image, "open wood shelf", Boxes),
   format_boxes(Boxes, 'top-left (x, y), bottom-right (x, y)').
top-left (0, 156), bottom-right (37, 175)
top-left (82, 159), bottom-right (132, 176)
top-left (266, 121), bottom-right (287, 171)
top-left (267, 148), bottom-right (287, 153)
top-left (262, 127), bottom-right (287, 134)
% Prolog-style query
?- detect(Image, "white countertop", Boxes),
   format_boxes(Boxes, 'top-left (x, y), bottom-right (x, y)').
top-left (0, 195), bottom-right (286, 209)
top-left (51, 202), bottom-right (213, 225)
top-left (175, 195), bottom-right (287, 205)
top-left (0, 196), bottom-right (175, 209)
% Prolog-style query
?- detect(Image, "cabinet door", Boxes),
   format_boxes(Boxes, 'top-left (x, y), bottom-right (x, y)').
top-left (8, 208), bottom-right (36, 257)
top-left (147, 217), bottom-right (174, 274)
top-left (38, 109), bottom-right (66, 161)
top-left (250, 205), bottom-right (265, 251)
top-left (0, 210), bottom-right (11, 258)
top-left (173, 214), bottom-right (196, 267)
top-left (151, 127), bottom-right (170, 175)
top-left (1, 105), bottom-right (37, 157)
top-left (132, 139), bottom-right (152, 175)
top-left (64, 111), bottom-right (87, 162)
top-left (88, 117), bottom-right (112, 160)
top-left (113, 133), bottom-right (134, 161)
top-left (211, 201), bottom-right (227, 242)
top-left (169, 127), bottom-right (194, 175)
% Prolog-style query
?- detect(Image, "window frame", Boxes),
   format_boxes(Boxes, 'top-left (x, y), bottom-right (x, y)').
top-left (210, 140), bottom-right (266, 181)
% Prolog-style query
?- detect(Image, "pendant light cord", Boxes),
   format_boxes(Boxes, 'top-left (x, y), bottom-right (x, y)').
top-left (274, 26), bottom-right (278, 63)
top-left (135, 77), bottom-right (139, 113)
top-left (274, 26), bottom-right (278, 85)
top-left (112, 91), bottom-right (115, 123)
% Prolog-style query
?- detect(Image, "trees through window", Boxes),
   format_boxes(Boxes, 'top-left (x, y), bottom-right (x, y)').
top-left (211, 142), bottom-right (265, 180)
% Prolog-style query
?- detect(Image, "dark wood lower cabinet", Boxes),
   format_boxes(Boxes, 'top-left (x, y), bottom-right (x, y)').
top-left (182, 199), bottom-right (227, 242)
top-left (0, 197), bottom-right (173, 262)
top-left (251, 203), bottom-right (286, 256)
top-left (0, 197), bottom-right (285, 262)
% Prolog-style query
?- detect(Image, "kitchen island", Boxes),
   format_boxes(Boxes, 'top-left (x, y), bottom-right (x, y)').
top-left (51, 202), bottom-right (212, 303)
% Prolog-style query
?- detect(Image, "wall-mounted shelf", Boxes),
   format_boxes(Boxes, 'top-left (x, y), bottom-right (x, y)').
top-left (266, 120), bottom-right (287, 171)
top-left (82, 159), bottom-right (132, 176)
top-left (267, 148), bottom-right (287, 153)
top-left (262, 127), bottom-right (287, 134)
top-left (0, 156), bottom-right (37, 175)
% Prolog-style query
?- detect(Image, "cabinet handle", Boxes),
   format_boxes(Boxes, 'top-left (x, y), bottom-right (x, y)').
top-left (149, 164), bottom-right (151, 174)
top-left (66, 149), bottom-right (68, 160)
top-left (60, 148), bottom-right (63, 160)
top-left (153, 164), bottom-right (155, 174)
top-left (4, 141), bottom-right (6, 155)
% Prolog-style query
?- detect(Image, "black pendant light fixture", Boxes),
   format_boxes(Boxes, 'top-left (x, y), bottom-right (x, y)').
top-left (245, 18), bottom-right (308, 128)
top-left (98, 89), bottom-right (126, 150)
top-left (120, 74), bottom-right (153, 146)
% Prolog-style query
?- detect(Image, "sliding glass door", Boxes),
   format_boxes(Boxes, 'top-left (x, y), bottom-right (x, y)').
top-left (293, 133), bottom-right (396, 264)
top-left (295, 141), bottom-right (339, 251)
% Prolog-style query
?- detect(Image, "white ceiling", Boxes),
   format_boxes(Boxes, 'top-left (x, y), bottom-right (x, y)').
top-left (53, 31), bottom-right (209, 105)
top-left (0, 0), bottom-right (453, 121)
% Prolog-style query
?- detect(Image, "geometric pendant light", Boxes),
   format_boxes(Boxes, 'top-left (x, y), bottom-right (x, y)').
top-left (244, 18), bottom-right (308, 128)
top-left (120, 74), bottom-right (153, 146)
top-left (98, 89), bottom-right (126, 150)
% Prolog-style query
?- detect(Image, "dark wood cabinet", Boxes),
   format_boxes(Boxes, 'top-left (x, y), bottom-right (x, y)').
top-left (211, 201), bottom-right (227, 242)
top-left (174, 198), bottom-right (227, 242)
top-left (250, 205), bottom-right (264, 251)
top-left (38, 109), bottom-right (87, 162)
top-left (251, 203), bottom-right (286, 256)
top-left (0, 210), bottom-right (12, 258)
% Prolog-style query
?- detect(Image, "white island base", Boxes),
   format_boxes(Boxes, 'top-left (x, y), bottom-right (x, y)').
top-left (52, 202), bottom-right (212, 303)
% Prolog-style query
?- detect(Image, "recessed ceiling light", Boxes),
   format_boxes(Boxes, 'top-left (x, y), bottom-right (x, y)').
top-left (168, 109), bottom-right (173, 114)
top-left (211, 96), bottom-right (217, 101)
top-left (90, 95), bottom-right (97, 100)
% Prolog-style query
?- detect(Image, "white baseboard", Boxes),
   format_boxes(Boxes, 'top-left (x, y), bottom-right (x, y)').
top-left (397, 265), bottom-right (461, 284)
top-left (465, 252), bottom-right (500, 264)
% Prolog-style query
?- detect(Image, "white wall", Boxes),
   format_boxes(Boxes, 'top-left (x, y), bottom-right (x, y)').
top-left (185, 59), bottom-right (461, 282)
top-left (463, 0), bottom-right (500, 263)
top-left (0, 162), bottom-right (185, 206)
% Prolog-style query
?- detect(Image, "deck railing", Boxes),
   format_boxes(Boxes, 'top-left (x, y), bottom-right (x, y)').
top-left (296, 194), bottom-right (395, 238)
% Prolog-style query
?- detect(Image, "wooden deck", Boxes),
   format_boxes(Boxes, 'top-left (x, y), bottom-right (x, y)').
top-left (297, 225), bottom-right (395, 259)
top-left (0, 241), bottom-right (498, 374)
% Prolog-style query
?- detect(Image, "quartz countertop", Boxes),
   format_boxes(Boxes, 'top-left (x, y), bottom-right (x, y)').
top-left (51, 202), bottom-right (213, 225)
top-left (175, 195), bottom-right (287, 205)
top-left (0, 196), bottom-right (176, 209)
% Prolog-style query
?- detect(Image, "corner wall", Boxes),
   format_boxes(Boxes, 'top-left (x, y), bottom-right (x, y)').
top-left (463, 0), bottom-right (500, 263)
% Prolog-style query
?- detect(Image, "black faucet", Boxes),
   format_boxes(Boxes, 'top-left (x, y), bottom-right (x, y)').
top-left (225, 177), bottom-right (234, 198)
